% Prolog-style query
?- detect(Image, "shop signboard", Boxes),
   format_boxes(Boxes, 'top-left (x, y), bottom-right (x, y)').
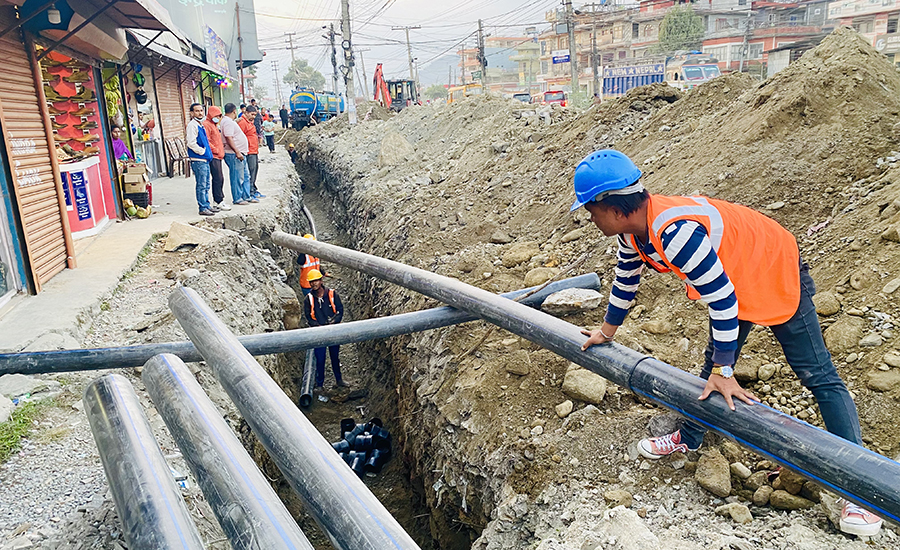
top-left (61, 173), bottom-right (71, 208)
top-left (874, 33), bottom-right (900, 54)
top-left (70, 171), bottom-right (91, 221)
top-left (204, 25), bottom-right (230, 77)
top-left (552, 49), bottom-right (570, 64)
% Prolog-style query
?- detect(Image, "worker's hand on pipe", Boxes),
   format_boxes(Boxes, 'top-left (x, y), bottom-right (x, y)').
top-left (580, 322), bottom-right (618, 351)
top-left (698, 374), bottom-right (760, 411)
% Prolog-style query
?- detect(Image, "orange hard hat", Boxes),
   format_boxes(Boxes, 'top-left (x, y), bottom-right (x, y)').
top-left (303, 234), bottom-right (316, 240)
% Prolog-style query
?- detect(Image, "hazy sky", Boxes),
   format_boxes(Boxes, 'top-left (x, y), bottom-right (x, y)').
top-left (251, 0), bottom-right (559, 103)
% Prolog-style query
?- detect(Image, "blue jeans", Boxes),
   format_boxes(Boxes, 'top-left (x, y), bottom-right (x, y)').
top-left (241, 155), bottom-right (253, 200)
top-left (680, 262), bottom-right (862, 449)
top-left (191, 161), bottom-right (210, 212)
top-left (224, 153), bottom-right (247, 203)
top-left (314, 345), bottom-right (342, 387)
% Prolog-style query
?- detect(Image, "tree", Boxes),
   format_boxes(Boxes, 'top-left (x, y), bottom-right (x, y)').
top-left (247, 65), bottom-right (267, 101)
top-left (283, 59), bottom-right (326, 90)
top-left (423, 83), bottom-right (448, 100)
top-left (657, 5), bottom-right (705, 53)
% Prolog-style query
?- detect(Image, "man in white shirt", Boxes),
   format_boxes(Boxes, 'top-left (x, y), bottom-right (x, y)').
top-left (220, 103), bottom-right (251, 205)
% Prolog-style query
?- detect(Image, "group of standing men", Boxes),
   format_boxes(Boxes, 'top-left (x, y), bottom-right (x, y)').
top-left (185, 99), bottom-right (268, 216)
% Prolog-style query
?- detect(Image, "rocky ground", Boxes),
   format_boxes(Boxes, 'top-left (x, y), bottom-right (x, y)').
top-left (286, 27), bottom-right (900, 550)
top-left (2, 26), bottom-right (900, 550)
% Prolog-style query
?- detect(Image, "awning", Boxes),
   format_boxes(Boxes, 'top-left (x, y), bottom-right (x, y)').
top-left (128, 29), bottom-right (219, 75)
top-left (76, 0), bottom-right (188, 44)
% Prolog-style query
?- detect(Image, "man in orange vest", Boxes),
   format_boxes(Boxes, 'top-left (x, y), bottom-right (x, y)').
top-left (296, 234), bottom-right (327, 296)
top-left (303, 269), bottom-right (347, 389)
top-left (575, 150), bottom-right (881, 537)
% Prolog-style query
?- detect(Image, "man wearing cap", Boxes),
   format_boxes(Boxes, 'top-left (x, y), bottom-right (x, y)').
top-left (574, 149), bottom-right (881, 537)
top-left (303, 268), bottom-right (347, 389)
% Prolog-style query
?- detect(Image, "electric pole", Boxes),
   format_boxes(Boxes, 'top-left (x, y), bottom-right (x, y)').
top-left (564, 0), bottom-right (578, 95)
top-left (236, 2), bottom-right (245, 103)
top-left (272, 60), bottom-right (283, 105)
top-left (738, 9), bottom-right (753, 73)
top-left (284, 31), bottom-right (298, 63)
top-left (340, 0), bottom-right (357, 124)
top-left (591, 20), bottom-right (599, 97)
top-left (392, 25), bottom-right (420, 82)
top-left (356, 47), bottom-right (370, 98)
top-left (326, 23), bottom-right (338, 94)
top-left (477, 19), bottom-right (487, 89)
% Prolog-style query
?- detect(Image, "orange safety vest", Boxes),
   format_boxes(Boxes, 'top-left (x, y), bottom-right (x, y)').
top-left (307, 289), bottom-right (337, 322)
top-left (298, 254), bottom-right (320, 289)
top-left (630, 194), bottom-right (800, 326)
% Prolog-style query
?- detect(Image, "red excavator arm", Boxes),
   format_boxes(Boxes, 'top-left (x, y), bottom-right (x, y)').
top-left (373, 63), bottom-right (390, 108)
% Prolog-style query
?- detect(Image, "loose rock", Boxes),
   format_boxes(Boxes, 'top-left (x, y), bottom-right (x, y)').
top-left (163, 222), bottom-right (222, 252)
top-left (730, 462), bottom-right (752, 480)
top-left (824, 316), bottom-right (866, 353)
top-left (883, 351), bottom-right (900, 368)
top-left (883, 277), bottom-right (900, 295)
top-left (866, 369), bottom-right (900, 391)
top-left (555, 400), bottom-right (574, 418)
top-left (524, 267), bottom-right (560, 287)
top-left (813, 291), bottom-right (841, 316)
top-left (603, 489), bottom-right (633, 508)
top-left (757, 363), bottom-right (777, 381)
top-left (541, 288), bottom-right (603, 315)
top-left (769, 489), bottom-right (815, 510)
top-left (641, 319), bottom-right (672, 335)
top-left (561, 367), bottom-right (608, 405)
top-left (501, 241), bottom-right (540, 267)
top-left (753, 485), bottom-right (775, 506)
top-left (695, 449), bottom-right (731, 497)
top-left (859, 333), bottom-right (884, 347)
top-left (714, 502), bottom-right (753, 524)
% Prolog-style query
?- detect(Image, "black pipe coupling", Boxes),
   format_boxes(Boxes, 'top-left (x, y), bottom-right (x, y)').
top-left (331, 417), bottom-right (393, 478)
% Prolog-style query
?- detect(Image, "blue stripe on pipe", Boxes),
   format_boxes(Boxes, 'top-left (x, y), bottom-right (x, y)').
top-left (184, 291), bottom-right (408, 549)
top-left (158, 354), bottom-right (306, 548)
top-left (630, 386), bottom-right (898, 523)
top-left (110, 379), bottom-right (197, 548)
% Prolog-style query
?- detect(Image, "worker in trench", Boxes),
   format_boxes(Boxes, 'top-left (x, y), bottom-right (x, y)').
top-left (303, 268), bottom-right (348, 389)
top-left (574, 149), bottom-right (882, 537)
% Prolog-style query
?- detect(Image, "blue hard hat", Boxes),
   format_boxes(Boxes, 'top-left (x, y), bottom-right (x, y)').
top-left (570, 149), bottom-right (642, 211)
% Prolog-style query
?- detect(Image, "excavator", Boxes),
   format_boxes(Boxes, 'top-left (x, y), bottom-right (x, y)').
top-left (373, 63), bottom-right (420, 112)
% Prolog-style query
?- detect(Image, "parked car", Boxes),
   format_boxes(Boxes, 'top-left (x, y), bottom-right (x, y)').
top-left (512, 92), bottom-right (531, 103)
top-left (542, 90), bottom-right (566, 107)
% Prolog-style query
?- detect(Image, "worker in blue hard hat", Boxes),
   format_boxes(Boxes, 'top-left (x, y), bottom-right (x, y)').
top-left (574, 149), bottom-right (880, 537)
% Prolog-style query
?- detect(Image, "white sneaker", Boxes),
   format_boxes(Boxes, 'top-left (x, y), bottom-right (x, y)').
top-left (840, 499), bottom-right (883, 537)
top-left (216, 202), bottom-right (231, 211)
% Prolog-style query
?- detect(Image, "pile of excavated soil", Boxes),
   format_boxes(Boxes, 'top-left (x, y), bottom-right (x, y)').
top-left (295, 27), bottom-right (900, 549)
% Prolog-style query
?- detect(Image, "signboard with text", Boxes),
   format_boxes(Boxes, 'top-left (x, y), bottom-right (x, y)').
top-left (552, 49), bottom-right (570, 64)
top-left (875, 33), bottom-right (900, 54)
top-left (204, 25), bottom-right (230, 77)
top-left (604, 63), bottom-right (665, 77)
top-left (70, 171), bottom-right (91, 221)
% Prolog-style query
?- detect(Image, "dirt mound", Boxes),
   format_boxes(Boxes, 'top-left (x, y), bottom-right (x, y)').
top-left (295, 26), bottom-right (900, 549)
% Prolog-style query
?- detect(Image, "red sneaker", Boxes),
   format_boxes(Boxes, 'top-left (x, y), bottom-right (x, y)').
top-left (840, 500), bottom-right (882, 537)
top-left (638, 430), bottom-right (698, 460)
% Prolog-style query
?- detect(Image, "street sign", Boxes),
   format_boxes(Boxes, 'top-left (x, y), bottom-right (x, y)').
top-left (472, 71), bottom-right (482, 80)
top-left (552, 49), bottom-right (570, 64)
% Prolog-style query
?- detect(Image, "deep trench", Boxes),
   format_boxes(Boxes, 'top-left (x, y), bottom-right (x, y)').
top-left (248, 160), bottom-right (482, 549)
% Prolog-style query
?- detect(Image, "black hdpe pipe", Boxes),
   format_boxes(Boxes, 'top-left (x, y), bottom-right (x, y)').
top-left (142, 354), bottom-right (315, 550)
top-left (0, 274), bottom-right (599, 376)
top-left (168, 287), bottom-right (420, 550)
top-left (82, 374), bottom-right (205, 550)
top-left (299, 349), bottom-right (316, 407)
top-left (271, 230), bottom-right (900, 524)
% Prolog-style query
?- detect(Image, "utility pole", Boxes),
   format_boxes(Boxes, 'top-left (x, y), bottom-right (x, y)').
top-left (392, 25), bottom-right (420, 82)
top-left (271, 60), bottom-right (283, 105)
top-left (738, 10), bottom-right (753, 73)
top-left (477, 19), bottom-right (487, 89)
top-left (284, 32), bottom-right (298, 63)
top-left (356, 47), bottom-right (370, 98)
top-left (326, 23), bottom-right (338, 94)
top-left (236, 2), bottom-right (245, 103)
top-left (340, 0), bottom-right (357, 124)
top-left (591, 20), bottom-right (599, 97)
top-left (564, 0), bottom-right (578, 95)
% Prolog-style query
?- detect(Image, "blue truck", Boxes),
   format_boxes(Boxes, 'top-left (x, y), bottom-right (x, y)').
top-left (289, 88), bottom-right (346, 129)
top-left (602, 55), bottom-right (721, 98)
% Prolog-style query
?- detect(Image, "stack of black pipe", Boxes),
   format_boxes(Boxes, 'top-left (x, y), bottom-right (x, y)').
top-left (332, 418), bottom-right (391, 477)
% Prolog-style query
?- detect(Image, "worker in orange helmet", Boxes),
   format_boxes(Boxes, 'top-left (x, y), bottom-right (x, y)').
top-left (303, 268), bottom-right (347, 389)
top-left (575, 149), bottom-right (880, 537)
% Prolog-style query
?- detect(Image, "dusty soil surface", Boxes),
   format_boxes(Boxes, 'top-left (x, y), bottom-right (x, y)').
top-left (287, 27), bottom-right (900, 550)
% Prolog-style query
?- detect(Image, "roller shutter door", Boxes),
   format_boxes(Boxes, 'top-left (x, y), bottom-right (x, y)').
top-left (0, 9), bottom-right (71, 291)
top-left (154, 64), bottom-right (184, 175)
